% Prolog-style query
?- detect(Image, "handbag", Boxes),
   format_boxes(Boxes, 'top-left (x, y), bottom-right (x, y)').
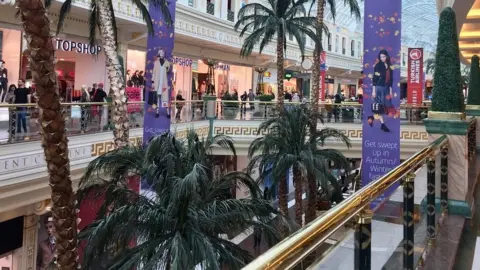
top-left (147, 91), bottom-right (158, 105)
top-left (371, 102), bottom-right (385, 114)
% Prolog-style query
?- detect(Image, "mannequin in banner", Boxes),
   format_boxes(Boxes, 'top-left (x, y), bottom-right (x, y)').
top-left (152, 49), bottom-right (172, 118)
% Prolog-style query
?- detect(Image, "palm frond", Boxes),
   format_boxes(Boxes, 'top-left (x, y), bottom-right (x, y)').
top-left (56, 0), bottom-right (73, 35)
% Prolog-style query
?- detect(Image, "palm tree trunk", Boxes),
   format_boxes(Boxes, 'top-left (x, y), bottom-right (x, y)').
top-left (278, 176), bottom-right (288, 217)
top-left (97, 0), bottom-right (129, 148)
top-left (15, 0), bottom-right (78, 269)
top-left (306, 0), bottom-right (326, 225)
top-left (294, 166), bottom-right (303, 226)
top-left (276, 35), bottom-right (285, 114)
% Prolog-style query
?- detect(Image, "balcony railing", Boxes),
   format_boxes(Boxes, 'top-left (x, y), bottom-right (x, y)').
top-left (0, 101), bottom-right (144, 144)
top-left (206, 2), bottom-right (215, 15)
top-left (227, 10), bottom-right (235, 22)
top-left (170, 100), bottom-right (431, 126)
top-left (242, 117), bottom-right (477, 269)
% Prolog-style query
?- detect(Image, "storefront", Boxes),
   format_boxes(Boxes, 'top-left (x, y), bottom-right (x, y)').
top-left (336, 77), bottom-right (358, 98)
top-left (0, 26), bottom-right (108, 101)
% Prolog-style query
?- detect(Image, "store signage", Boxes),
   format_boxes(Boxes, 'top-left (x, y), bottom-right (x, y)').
top-left (172, 57), bottom-right (193, 66)
top-left (407, 48), bottom-right (423, 105)
top-left (215, 64), bottom-right (230, 71)
top-left (55, 39), bottom-right (102, 55)
top-left (320, 51), bottom-right (326, 101)
top-left (0, 145), bottom-right (91, 174)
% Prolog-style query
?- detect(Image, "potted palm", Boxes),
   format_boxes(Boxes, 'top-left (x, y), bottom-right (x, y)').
top-left (221, 91), bottom-right (239, 119)
top-left (77, 131), bottom-right (290, 269)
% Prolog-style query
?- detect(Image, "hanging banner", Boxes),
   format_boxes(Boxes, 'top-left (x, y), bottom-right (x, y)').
top-left (126, 87), bottom-right (142, 113)
top-left (143, 3), bottom-right (176, 143)
top-left (407, 48), bottom-right (425, 105)
top-left (361, 1), bottom-right (402, 208)
top-left (320, 51), bottom-right (327, 101)
top-left (407, 48), bottom-right (424, 105)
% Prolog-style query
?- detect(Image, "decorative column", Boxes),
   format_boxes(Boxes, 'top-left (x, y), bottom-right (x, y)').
top-left (403, 173), bottom-right (415, 269)
top-left (426, 157), bottom-right (436, 245)
top-left (203, 95), bottom-right (217, 139)
top-left (440, 145), bottom-right (449, 215)
top-left (18, 214), bottom-right (39, 270)
top-left (354, 209), bottom-right (372, 270)
top-left (423, 7), bottom-right (473, 218)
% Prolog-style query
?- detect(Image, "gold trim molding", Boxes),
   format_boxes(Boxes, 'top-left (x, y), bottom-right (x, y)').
top-left (428, 111), bottom-right (466, 120)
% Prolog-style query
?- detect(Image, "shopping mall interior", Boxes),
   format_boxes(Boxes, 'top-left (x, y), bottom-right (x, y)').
top-left (1, 0), bottom-right (480, 269)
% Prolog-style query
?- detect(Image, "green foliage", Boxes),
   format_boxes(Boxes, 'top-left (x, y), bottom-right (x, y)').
top-left (248, 105), bottom-right (351, 203)
top-left (467, 55), bottom-right (480, 105)
top-left (221, 92), bottom-right (239, 108)
top-left (431, 7), bottom-right (464, 112)
top-left (234, 0), bottom-right (327, 58)
top-left (78, 131), bottom-right (290, 270)
top-left (258, 95), bottom-right (275, 102)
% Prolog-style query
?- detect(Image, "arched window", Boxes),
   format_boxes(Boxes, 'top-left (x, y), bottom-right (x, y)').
top-left (341, 37), bottom-right (346, 55)
top-left (335, 35), bottom-right (339, 53)
top-left (327, 33), bottom-right (332, 51)
top-left (351, 40), bottom-right (355, 57)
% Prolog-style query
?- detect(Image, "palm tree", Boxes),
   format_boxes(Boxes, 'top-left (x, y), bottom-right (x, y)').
top-left (248, 105), bottom-right (351, 226)
top-left (425, 57), bottom-right (436, 74)
top-left (77, 131), bottom-right (290, 269)
top-left (235, 0), bottom-right (323, 113)
top-left (307, 0), bottom-right (360, 224)
top-left (53, 0), bottom-right (172, 148)
top-left (15, 0), bottom-right (77, 268)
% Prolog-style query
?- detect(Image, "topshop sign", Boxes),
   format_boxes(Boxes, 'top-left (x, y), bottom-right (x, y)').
top-left (55, 39), bottom-right (102, 55)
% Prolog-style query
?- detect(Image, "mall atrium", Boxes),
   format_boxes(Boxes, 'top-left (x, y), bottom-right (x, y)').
top-left (0, 0), bottom-right (480, 269)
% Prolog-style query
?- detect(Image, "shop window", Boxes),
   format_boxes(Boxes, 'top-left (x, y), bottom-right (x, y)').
top-left (327, 33), bottom-right (332, 51)
top-left (351, 40), bottom-right (355, 57)
top-left (188, 0), bottom-right (194, 7)
top-left (227, 0), bottom-right (235, 22)
top-left (206, 0), bottom-right (215, 15)
top-left (335, 35), bottom-right (339, 53)
top-left (357, 41), bottom-right (361, 58)
top-left (341, 37), bottom-right (346, 55)
top-left (0, 28), bottom-right (22, 89)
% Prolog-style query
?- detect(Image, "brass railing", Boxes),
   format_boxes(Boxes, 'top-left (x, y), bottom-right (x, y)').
top-left (242, 133), bottom-right (453, 270)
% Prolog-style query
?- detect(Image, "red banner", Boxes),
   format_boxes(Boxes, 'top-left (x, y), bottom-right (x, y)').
top-left (126, 87), bottom-right (142, 113)
top-left (320, 51), bottom-right (327, 101)
top-left (407, 48), bottom-right (423, 104)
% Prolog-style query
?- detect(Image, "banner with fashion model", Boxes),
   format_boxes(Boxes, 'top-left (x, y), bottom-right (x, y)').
top-left (143, 2), bottom-right (176, 143)
top-left (320, 51), bottom-right (327, 101)
top-left (361, 1), bottom-right (402, 207)
top-left (407, 48), bottom-right (424, 105)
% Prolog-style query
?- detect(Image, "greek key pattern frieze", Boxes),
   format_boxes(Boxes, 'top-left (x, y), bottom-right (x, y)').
top-left (91, 136), bottom-right (143, 156)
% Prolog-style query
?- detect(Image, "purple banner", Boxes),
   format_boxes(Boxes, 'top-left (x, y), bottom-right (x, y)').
top-left (361, 1), bottom-right (402, 206)
top-left (143, 2), bottom-right (176, 143)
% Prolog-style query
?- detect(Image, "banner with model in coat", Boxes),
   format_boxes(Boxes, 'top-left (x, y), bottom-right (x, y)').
top-left (361, 1), bottom-right (402, 208)
top-left (143, 2), bottom-right (176, 143)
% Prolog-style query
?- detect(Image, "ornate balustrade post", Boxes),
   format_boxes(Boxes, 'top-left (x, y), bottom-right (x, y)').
top-left (441, 145), bottom-right (449, 215)
top-left (403, 172), bottom-right (415, 269)
top-left (427, 156), bottom-right (436, 246)
top-left (354, 209), bottom-right (372, 270)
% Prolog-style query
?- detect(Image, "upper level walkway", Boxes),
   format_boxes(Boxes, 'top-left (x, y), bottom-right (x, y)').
top-left (0, 101), bottom-right (430, 219)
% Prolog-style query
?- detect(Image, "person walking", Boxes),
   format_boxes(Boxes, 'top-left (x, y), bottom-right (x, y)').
top-left (0, 60), bottom-right (8, 103)
top-left (14, 79), bottom-right (31, 140)
top-left (91, 83), bottom-right (107, 130)
top-left (248, 89), bottom-right (255, 111)
top-left (175, 90), bottom-right (185, 121)
top-left (80, 85), bottom-right (91, 133)
top-left (240, 91), bottom-right (248, 114)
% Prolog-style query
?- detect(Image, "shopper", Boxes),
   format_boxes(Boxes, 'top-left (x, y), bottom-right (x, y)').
top-left (80, 85), bottom-right (91, 133)
top-left (240, 91), bottom-right (248, 112)
top-left (138, 71), bottom-right (145, 87)
top-left (0, 60), bottom-right (8, 103)
top-left (14, 79), bottom-right (31, 140)
top-left (248, 89), bottom-right (255, 111)
top-left (91, 83), bottom-right (107, 130)
top-left (131, 70), bottom-right (140, 87)
top-left (175, 90), bottom-right (185, 120)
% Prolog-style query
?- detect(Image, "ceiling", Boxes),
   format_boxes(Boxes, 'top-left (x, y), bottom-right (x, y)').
top-left (456, 0), bottom-right (480, 62)
top-left (322, 0), bottom-right (439, 52)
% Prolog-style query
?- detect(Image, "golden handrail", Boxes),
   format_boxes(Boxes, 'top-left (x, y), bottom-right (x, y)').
top-left (243, 135), bottom-right (447, 270)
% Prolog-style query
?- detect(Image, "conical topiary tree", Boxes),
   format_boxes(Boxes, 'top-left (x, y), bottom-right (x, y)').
top-left (431, 7), bottom-right (464, 112)
top-left (467, 55), bottom-right (480, 105)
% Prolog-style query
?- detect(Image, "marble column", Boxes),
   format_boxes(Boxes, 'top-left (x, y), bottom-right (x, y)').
top-left (19, 214), bottom-right (39, 270)
top-left (425, 114), bottom-right (474, 217)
